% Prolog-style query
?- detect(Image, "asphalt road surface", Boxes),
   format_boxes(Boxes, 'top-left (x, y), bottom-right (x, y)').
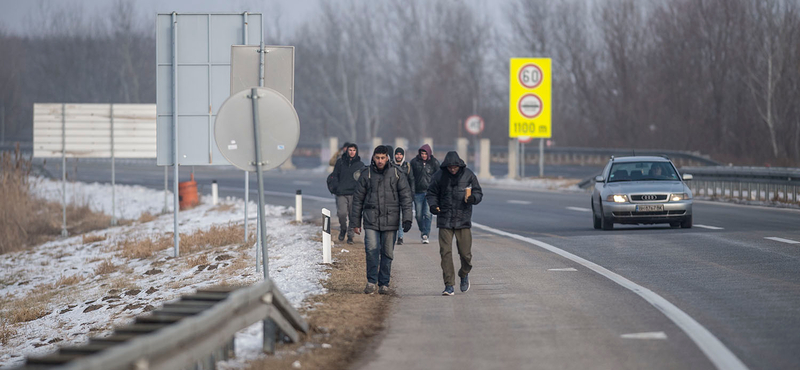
top-left (39, 159), bottom-right (800, 369)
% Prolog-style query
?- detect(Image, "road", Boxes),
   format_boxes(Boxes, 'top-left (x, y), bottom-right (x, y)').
top-left (39, 159), bottom-right (800, 369)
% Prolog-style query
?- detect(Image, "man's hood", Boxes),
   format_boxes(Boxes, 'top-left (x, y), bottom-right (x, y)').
top-left (418, 144), bottom-right (433, 160)
top-left (344, 143), bottom-right (360, 162)
top-left (440, 151), bottom-right (466, 169)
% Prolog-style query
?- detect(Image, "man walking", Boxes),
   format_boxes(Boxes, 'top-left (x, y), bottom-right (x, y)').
top-left (410, 144), bottom-right (439, 244)
top-left (351, 145), bottom-right (414, 295)
top-left (330, 143), bottom-right (364, 244)
top-left (426, 151), bottom-right (483, 296)
top-left (393, 147), bottom-right (415, 245)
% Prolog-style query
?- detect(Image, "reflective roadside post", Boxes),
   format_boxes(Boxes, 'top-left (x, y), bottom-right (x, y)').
top-left (322, 208), bottom-right (331, 263)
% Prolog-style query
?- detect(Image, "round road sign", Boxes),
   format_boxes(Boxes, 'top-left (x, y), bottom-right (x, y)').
top-left (518, 136), bottom-right (533, 144)
top-left (465, 115), bottom-right (484, 135)
top-left (518, 64), bottom-right (543, 89)
top-left (214, 87), bottom-right (300, 172)
top-left (518, 94), bottom-right (543, 118)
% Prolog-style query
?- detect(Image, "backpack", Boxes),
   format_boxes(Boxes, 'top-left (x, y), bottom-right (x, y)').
top-left (326, 172), bottom-right (338, 194)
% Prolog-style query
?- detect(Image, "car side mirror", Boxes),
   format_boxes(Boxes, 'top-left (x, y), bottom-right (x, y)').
top-left (682, 174), bottom-right (693, 181)
top-left (595, 175), bottom-right (604, 182)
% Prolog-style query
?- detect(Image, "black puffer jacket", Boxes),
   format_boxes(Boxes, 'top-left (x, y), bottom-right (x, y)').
top-left (350, 163), bottom-right (414, 231)
top-left (426, 151), bottom-right (483, 229)
top-left (330, 146), bottom-right (365, 196)
top-left (410, 144), bottom-right (440, 194)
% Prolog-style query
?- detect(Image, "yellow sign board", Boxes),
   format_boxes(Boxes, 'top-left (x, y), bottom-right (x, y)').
top-left (509, 58), bottom-right (551, 138)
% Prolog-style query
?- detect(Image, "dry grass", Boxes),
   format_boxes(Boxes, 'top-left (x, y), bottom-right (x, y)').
top-left (137, 212), bottom-right (158, 224)
top-left (181, 223), bottom-right (246, 253)
top-left (0, 146), bottom-right (115, 254)
top-left (94, 259), bottom-right (118, 275)
top-left (5, 286), bottom-right (56, 324)
top-left (82, 234), bottom-right (107, 244)
top-left (209, 204), bottom-right (235, 213)
top-left (53, 274), bottom-right (84, 288)
top-left (1, 317), bottom-right (17, 345)
top-left (223, 257), bottom-right (250, 272)
top-left (247, 241), bottom-right (393, 370)
top-left (186, 254), bottom-right (209, 268)
top-left (116, 235), bottom-right (173, 259)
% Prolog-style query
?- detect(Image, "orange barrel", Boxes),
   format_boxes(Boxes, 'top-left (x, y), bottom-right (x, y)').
top-left (179, 173), bottom-right (200, 210)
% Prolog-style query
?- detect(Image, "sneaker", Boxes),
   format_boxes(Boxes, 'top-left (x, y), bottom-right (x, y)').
top-left (422, 235), bottom-right (429, 244)
top-left (364, 283), bottom-right (377, 294)
top-left (442, 285), bottom-right (454, 296)
top-left (397, 237), bottom-right (403, 245)
top-left (460, 275), bottom-right (470, 292)
top-left (347, 237), bottom-right (354, 245)
top-left (378, 285), bottom-right (391, 295)
top-left (338, 231), bottom-right (345, 241)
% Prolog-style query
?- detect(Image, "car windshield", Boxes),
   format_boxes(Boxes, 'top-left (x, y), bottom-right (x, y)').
top-left (608, 162), bottom-right (679, 182)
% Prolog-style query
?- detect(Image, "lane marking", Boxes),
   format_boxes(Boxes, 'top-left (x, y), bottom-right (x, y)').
top-left (292, 180), bottom-right (313, 185)
top-left (566, 206), bottom-right (592, 212)
top-left (472, 222), bottom-right (748, 370)
top-left (507, 200), bottom-right (532, 205)
top-left (621, 332), bottom-right (668, 340)
top-left (764, 237), bottom-right (800, 245)
top-left (695, 225), bottom-right (724, 230)
top-left (219, 186), bottom-right (335, 203)
top-left (548, 268), bottom-right (577, 272)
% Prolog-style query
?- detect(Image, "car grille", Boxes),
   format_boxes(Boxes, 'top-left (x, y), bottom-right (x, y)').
top-left (630, 194), bottom-right (668, 201)
top-left (612, 210), bottom-right (686, 217)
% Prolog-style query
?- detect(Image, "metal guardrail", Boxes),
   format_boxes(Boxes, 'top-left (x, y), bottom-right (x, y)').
top-left (680, 166), bottom-right (800, 203)
top-left (20, 280), bottom-right (308, 370)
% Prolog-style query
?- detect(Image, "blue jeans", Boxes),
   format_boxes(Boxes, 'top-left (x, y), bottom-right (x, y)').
top-left (364, 229), bottom-right (397, 286)
top-left (414, 193), bottom-right (432, 237)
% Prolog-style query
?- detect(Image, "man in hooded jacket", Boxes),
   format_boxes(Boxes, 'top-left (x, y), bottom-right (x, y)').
top-left (330, 143), bottom-right (364, 244)
top-left (350, 145), bottom-right (414, 295)
top-left (426, 151), bottom-right (483, 296)
top-left (393, 147), bottom-right (415, 245)
top-left (410, 143), bottom-right (440, 244)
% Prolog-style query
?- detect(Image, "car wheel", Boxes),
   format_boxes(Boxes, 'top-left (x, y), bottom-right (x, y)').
top-left (592, 203), bottom-right (601, 230)
top-left (681, 215), bottom-right (693, 228)
top-left (600, 205), bottom-right (613, 230)
top-left (669, 222), bottom-right (681, 228)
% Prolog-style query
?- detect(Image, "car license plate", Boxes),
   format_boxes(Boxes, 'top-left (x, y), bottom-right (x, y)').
top-left (636, 205), bottom-right (663, 212)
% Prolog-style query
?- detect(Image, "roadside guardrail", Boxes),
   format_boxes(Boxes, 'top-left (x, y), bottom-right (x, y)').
top-left (680, 166), bottom-right (800, 204)
top-left (20, 280), bottom-right (307, 370)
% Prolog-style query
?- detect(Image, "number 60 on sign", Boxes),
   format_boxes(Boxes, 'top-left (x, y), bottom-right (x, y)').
top-left (509, 58), bottom-right (551, 139)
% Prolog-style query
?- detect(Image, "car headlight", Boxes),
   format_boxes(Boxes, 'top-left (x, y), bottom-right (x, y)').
top-left (606, 194), bottom-right (628, 203)
top-left (670, 193), bottom-right (690, 201)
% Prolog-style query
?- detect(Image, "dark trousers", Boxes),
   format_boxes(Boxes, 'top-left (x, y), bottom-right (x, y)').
top-left (336, 195), bottom-right (354, 238)
top-left (438, 228), bottom-right (473, 286)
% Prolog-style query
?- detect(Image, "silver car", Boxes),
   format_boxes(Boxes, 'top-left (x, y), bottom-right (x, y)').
top-left (591, 156), bottom-right (693, 230)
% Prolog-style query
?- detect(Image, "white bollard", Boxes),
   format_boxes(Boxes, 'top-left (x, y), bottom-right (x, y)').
top-left (456, 138), bottom-right (469, 165)
top-left (211, 180), bottom-right (219, 205)
top-left (295, 190), bottom-right (303, 222)
top-left (371, 137), bottom-right (383, 151)
top-left (321, 208), bottom-right (332, 263)
top-left (479, 138), bottom-right (492, 179)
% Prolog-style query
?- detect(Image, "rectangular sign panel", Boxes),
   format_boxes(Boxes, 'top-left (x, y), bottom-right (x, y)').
top-left (231, 45), bottom-right (295, 104)
top-left (33, 103), bottom-right (157, 158)
top-left (156, 13), bottom-right (263, 166)
top-left (509, 58), bottom-right (552, 138)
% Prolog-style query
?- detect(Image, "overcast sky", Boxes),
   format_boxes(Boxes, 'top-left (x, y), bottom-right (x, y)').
top-left (0, 0), bottom-right (506, 37)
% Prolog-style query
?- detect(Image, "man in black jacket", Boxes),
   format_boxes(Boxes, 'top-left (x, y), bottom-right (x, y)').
top-left (350, 145), bottom-right (414, 295)
top-left (330, 143), bottom-right (364, 244)
top-left (393, 147), bottom-right (415, 245)
top-left (426, 151), bottom-right (483, 296)
top-left (410, 143), bottom-right (440, 244)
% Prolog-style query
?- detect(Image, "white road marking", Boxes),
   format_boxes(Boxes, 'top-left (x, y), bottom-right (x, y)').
top-left (548, 268), bottom-right (578, 272)
top-left (292, 180), bottom-right (312, 185)
top-left (695, 225), bottom-right (724, 230)
top-left (219, 186), bottom-right (335, 203)
top-left (507, 200), bottom-right (532, 205)
top-left (621, 332), bottom-right (668, 340)
top-left (566, 207), bottom-right (592, 212)
top-left (764, 237), bottom-right (800, 245)
top-left (472, 222), bottom-right (748, 370)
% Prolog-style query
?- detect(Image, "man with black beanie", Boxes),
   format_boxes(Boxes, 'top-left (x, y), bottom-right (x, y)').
top-left (426, 151), bottom-right (483, 296)
top-left (350, 145), bottom-right (414, 295)
top-left (393, 147), bottom-right (415, 245)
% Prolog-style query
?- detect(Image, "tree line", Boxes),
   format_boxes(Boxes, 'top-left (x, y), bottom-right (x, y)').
top-left (1, 0), bottom-right (799, 166)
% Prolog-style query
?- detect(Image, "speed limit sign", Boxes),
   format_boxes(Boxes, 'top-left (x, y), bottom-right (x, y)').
top-left (465, 115), bottom-right (484, 135)
top-left (518, 64), bottom-right (543, 89)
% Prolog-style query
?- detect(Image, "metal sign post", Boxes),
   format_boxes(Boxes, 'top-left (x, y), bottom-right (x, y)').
top-left (61, 104), bottom-right (68, 237)
top-left (110, 104), bottom-right (117, 226)
top-left (539, 138), bottom-right (545, 178)
top-left (171, 12), bottom-right (180, 257)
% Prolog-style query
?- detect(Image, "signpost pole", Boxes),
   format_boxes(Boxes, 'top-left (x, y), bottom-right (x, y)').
top-left (520, 142), bottom-right (525, 179)
top-left (61, 103), bottom-right (68, 237)
top-left (243, 11), bottom-right (250, 246)
top-left (172, 12), bottom-right (180, 257)
top-left (111, 104), bottom-right (117, 226)
top-left (539, 138), bottom-right (544, 178)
